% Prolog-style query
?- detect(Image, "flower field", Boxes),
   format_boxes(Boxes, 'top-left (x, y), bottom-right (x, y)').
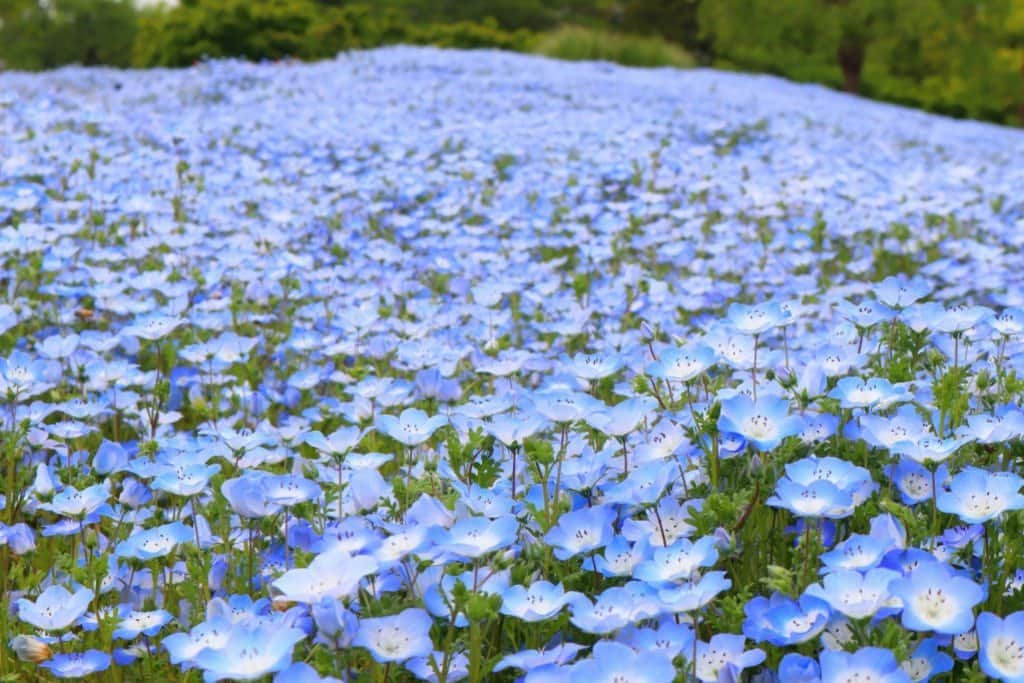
top-left (2, 46), bottom-right (1024, 681)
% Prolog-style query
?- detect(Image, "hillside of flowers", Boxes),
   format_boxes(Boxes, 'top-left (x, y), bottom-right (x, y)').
top-left (2, 46), bottom-right (1024, 682)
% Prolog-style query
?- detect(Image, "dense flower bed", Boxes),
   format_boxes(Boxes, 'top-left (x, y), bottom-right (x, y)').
top-left (2, 47), bottom-right (1024, 682)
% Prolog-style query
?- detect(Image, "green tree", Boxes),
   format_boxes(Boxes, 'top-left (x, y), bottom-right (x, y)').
top-left (0, 0), bottom-right (138, 70)
top-left (134, 0), bottom-right (316, 67)
top-left (620, 0), bottom-right (708, 60)
top-left (699, 0), bottom-right (837, 85)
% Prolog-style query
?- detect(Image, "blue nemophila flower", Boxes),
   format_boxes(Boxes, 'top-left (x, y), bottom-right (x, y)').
top-left (885, 458), bottom-right (949, 506)
top-left (632, 535), bottom-right (719, 584)
top-left (656, 570), bottom-right (732, 613)
top-left (454, 394), bottom-right (513, 420)
top-left (990, 308), bottom-right (1024, 338)
top-left (192, 622), bottom-right (306, 681)
top-left (119, 478), bottom-right (153, 508)
top-left (115, 521), bottom-right (193, 561)
top-left (901, 638), bottom-right (953, 682)
top-left (407, 650), bottom-right (468, 683)
top-left (152, 463), bottom-right (221, 497)
top-left (1, 522), bottom-right (35, 554)
top-left (39, 650), bottom-right (112, 679)
top-left (31, 462), bottom-right (56, 497)
top-left (725, 301), bottom-right (790, 335)
top-left (782, 455), bottom-right (876, 502)
top-left (586, 396), bottom-right (658, 438)
top-left (646, 345), bottom-right (716, 382)
top-left (353, 608), bottom-right (434, 663)
top-left (798, 412), bottom-right (840, 445)
top-left (873, 275), bottom-right (931, 310)
top-left (430, 514), bottom-right (518, 559)
top-left (112, 610), bottom-right (174, 640)
top-left (263, 474), bottom-right (322, 507)
top-left (937, 467), bottom-right (1024, 524)
top-left (423, 569), bottom-right (510, 625)
top-left (570, 640), bottom-right (676, 682)
top-left (500, 581), bottom-right (583, 622)
top-left (221, 471), bottom-right (283, 518)
top-left (528, 389), bottom-right (598, 425)
top-left (374, 524), bottom-right (432, 566)
top-left (977, 611), bottom-right (1024, 682)
top-left (452, 482), bottom-right (514, 518)
top-left (493, 642), bottom-right (586, 677)
top-left (593, 535), bottom-right (648, 577)
top-left (930, 304), bottom-right (993, 335)
top-left (819, 647), bottom-right (910, 683)
top-left (38, 481), bottom-right (110, 517)
top-left (121, 314), bottom-right (185, 340)
top-left (569, 584), bottom-right (661, 634)
top-left (273, 661), bottom-right (342, 683)
top-left (632, 418), bottom-right (687, 465)
top-left (270, 548), bottom-right (378, 604)
top-left (311, 598), bottom-right (358, 650)
top-left (693, 633), bottom-right (766, 682)
top-left (601, 460), bottom-right (675, 505)
top-left (892, 434), bottom-right (970, 466)
top-left (804, 568), bottom-right (900, 620)
top-left (375, 408), bottom-right (448, 446)
top-left (302, 426), bottom-right (365, 456)
top-left (767, 478), bottom-right (854, 520)
top-left (819, 532), bottom-right (895, 571)
top-left (38, 333), bottom-right (79, 360)
top-left (717, 393), bottom-right (802, 451)
top-left (566, 352), bottom-right (624, 380)
top-left (616, 617), bottom-right (694, 658)
top-left (836, 298), bottom-right (896, 328)
top-left (857, 406), bottom-right (933, 450)
top-left (742, 592), bottom-right (830, 646)
top-left (941, 523), bottom-right (984, 552)
top-left (0, 350), bottom-right (52, 398)
top-left (93, 440), bottom-right (131, 475)
top-left (960, 407), bottom-right (1024, 444)
top-left (485, 411), bottom-right (547, 447)
top-left (415, 367), bottom-right (461, 402)
top-left (16, 585), bottom-right (93, 631)
top-left (889, 561), bottom-right (984, 635)
top-left (163, 617), bottom-right (233, 666)
top-left (828, 377), bottom-right (909, 411)
top-left (544, 504), bottom-right (616, 560)
top-left (954, 629), bottom-right (980, 660)
top-left (779, 652), bottom-right (820, 682)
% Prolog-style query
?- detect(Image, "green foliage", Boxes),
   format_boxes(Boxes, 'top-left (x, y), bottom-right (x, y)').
top-left (302, 4), bottom-right (409, 57)
top-left (700, 0), bottom-right (1024, 125)
top-left (133, 0), bottom-right (318, 67)
top-left (0, 0), bottom-right (138, 70)
top-left (621, 0), bottom-right (708, 59)
top-left (407, 18), bottom-right (533, 52)
top-left (132, 0), bottom-right (531, 67)
top-left (531, 25), bottom-right (696, 68)
top-left (364, 0), bottom-right (560, 31)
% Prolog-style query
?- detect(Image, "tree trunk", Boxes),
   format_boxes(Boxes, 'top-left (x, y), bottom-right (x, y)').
top-left (837, 40), bottom-right (864, 94)
top-left (1019, 57), bottom-right (1024, 125)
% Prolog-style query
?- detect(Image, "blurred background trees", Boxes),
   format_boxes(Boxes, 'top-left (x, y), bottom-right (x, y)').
top-left (0, 0), bottom-right (138, 69)
top-left (2, 0), bottom-right (1023, 126)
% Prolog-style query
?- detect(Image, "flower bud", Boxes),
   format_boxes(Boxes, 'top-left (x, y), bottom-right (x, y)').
top-left (10, 635), bottom-right (51, 663)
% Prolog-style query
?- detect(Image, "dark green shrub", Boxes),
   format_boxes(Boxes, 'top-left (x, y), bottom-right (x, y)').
top-left (0, 0), bottom-right (138, 70)
top-left (408, 18), bottom-right (533, 52)
top-left (532, 25), bottom-right (695, 68)
top-left (134, 0), bottom-right (318, 67)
